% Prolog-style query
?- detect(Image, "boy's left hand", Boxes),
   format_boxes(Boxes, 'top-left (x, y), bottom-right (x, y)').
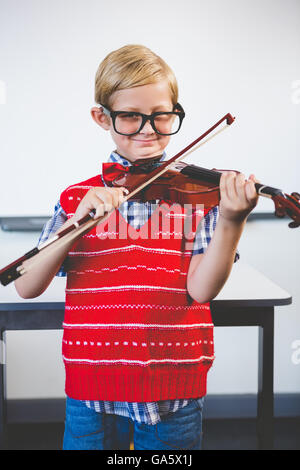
top-left (219, 171), bottom-right (259, 224)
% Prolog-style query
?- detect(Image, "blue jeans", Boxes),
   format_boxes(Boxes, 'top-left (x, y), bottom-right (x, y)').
top-left (63, 397), bottom-right (204, 450)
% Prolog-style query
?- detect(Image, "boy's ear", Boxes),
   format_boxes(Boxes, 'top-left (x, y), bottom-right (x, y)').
top-left (90, 106), bottom-right (110, 130)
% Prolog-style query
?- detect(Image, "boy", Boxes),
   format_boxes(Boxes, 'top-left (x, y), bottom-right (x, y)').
top-left (15, 44), bottom-right (258, 450)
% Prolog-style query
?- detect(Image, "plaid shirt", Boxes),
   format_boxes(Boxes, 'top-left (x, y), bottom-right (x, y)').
top-left (38, 151), bottom-right (220, 425)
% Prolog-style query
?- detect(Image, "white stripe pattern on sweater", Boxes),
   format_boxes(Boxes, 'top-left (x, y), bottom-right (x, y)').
top-left (85, 231), bottom-right (186, 238)
top-left (65, 304), bottom-right (210, 311)
top-left (62, 355), bottom-right (215, 366)
top-left (65, 285), bottom-right (187, 294)
top-left (62, 322), bottom-right (213, 329)
top-left (165, 211), bottom-right (204, 218)
top-left (63, 339), bottom-right (213, 346)
top-left (68, 244), bottom-right (192, 257)
top-left (66, 185), bottom-right (93, 191)
top-left (68, 265), bottom-right (187, 276)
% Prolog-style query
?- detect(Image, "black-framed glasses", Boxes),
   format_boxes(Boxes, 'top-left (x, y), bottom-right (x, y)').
top-left (100, 103), bottom-right (185, 136)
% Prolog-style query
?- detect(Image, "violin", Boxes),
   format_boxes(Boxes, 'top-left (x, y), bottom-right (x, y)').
top-left (0, 112), bottom-right (299, 287)
top-left (109, 159), bottom-right (300, 220)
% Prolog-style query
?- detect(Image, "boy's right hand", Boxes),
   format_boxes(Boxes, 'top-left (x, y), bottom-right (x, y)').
top-left (73, 186), bottom-right (128, 221)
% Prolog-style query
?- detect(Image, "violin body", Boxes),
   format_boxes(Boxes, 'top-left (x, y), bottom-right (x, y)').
top-left (112, 163), bottom-right (222, 208)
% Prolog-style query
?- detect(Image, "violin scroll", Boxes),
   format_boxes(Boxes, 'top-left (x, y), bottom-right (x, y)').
top-left (272, 191), bottom-right (300, 228)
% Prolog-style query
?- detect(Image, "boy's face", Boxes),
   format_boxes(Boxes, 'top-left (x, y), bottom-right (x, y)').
top-left (91, 81), bottom-right (174, 162)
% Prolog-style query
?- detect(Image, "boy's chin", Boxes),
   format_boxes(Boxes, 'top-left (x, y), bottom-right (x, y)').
top-left (124, 150), bottom-right (163, 163)
top-left (135, 144), bottom-right (164, 157)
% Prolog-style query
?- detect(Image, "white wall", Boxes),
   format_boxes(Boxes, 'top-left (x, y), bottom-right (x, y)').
top-left (0, 0), bottom-right (299, 399)
top-left (0, 0), bottom-right (299, 215)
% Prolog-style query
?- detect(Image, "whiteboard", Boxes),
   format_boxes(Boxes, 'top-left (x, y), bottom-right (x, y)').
top-left (0, 0), bottom-right (299, 216)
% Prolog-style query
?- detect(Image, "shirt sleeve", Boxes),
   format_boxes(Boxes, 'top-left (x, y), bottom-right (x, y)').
top-left (192, 206), bottom-right (240, 262)
top-left (37, 201), bottom-right (68, 276)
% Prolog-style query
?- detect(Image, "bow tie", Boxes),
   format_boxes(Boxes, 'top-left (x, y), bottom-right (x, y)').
top-left (102, 162), bottom-right (130, 186)
top-left (102, 157), bottom-right (163, 186)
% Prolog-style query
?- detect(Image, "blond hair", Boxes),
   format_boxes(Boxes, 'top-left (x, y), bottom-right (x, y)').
top-left (94, 44), bottom-right (178, 107)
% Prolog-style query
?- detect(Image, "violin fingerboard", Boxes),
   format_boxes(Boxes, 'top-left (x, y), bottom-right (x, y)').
top-left (255, 183), bottom-right (283, 198)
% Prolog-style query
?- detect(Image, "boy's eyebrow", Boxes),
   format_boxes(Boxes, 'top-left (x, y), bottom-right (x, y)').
top-left (113, 104), bottom-right (173, 112)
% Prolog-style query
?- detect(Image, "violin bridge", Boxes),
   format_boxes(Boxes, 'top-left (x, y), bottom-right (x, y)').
top-left (168, 162), bottom-right (183, 172)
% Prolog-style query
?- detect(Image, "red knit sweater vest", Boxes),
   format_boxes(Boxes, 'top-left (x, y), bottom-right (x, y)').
top-left (60, 174), bottom-right (215, 402)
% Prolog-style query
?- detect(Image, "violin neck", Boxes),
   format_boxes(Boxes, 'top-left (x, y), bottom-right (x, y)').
top-left (180, 164), bottom-right (284, 199)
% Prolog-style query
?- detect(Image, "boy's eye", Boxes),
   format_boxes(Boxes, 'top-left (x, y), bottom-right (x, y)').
top-left (119, 112), bottom-right (140, 120)
top-left (154, 114), bottom-right (173, 122)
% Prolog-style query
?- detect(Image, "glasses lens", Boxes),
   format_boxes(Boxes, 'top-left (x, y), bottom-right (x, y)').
top-left (115, 113), bottom-right (143, 135)
top-left (153, 113), bottom-right (181, 135)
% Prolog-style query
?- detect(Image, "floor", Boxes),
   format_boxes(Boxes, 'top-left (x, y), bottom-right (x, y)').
top-left (3, 417), bottom-right (300, 450)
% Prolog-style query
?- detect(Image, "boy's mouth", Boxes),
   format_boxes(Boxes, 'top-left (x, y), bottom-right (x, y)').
top-left (131, 138), bottom-right (158, 143)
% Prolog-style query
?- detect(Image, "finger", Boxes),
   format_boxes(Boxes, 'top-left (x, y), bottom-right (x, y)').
top-left (94, 189), bottom-right (114, 213)
top-left (89, 193), bottom-right (106, 218)
top-left (105, 188), bottom-right (120, 208)
top-left (94, 188), bottom-right (129, 218)
top-left (120, 187), bottom-right (129, 198)
top-left (115, 187), bottom-right (129, 205)
top-left (106, 188), bottom-right (129, 208)
top-left (81, 194), bottom-right (104, 219)
top-left (248, 173), bottom-right (260, 184)
top-left (245, 177), bottom-right (259, 206)
top-left (219, 172), bottom-right (230, 203)
top-left (224, 171), bottom-right (238, 201)
top-left (96, 187), bottom-right (129, 208)
top-left (235, 172), bottom-right (247, 203)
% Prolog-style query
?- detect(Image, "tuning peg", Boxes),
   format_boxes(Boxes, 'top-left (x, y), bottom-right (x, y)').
top-left (288, 221), bottom-right (300, 228)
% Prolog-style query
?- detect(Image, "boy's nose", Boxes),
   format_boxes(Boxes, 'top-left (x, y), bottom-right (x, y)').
top-left (140, 118), bottom-right (155, 134)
